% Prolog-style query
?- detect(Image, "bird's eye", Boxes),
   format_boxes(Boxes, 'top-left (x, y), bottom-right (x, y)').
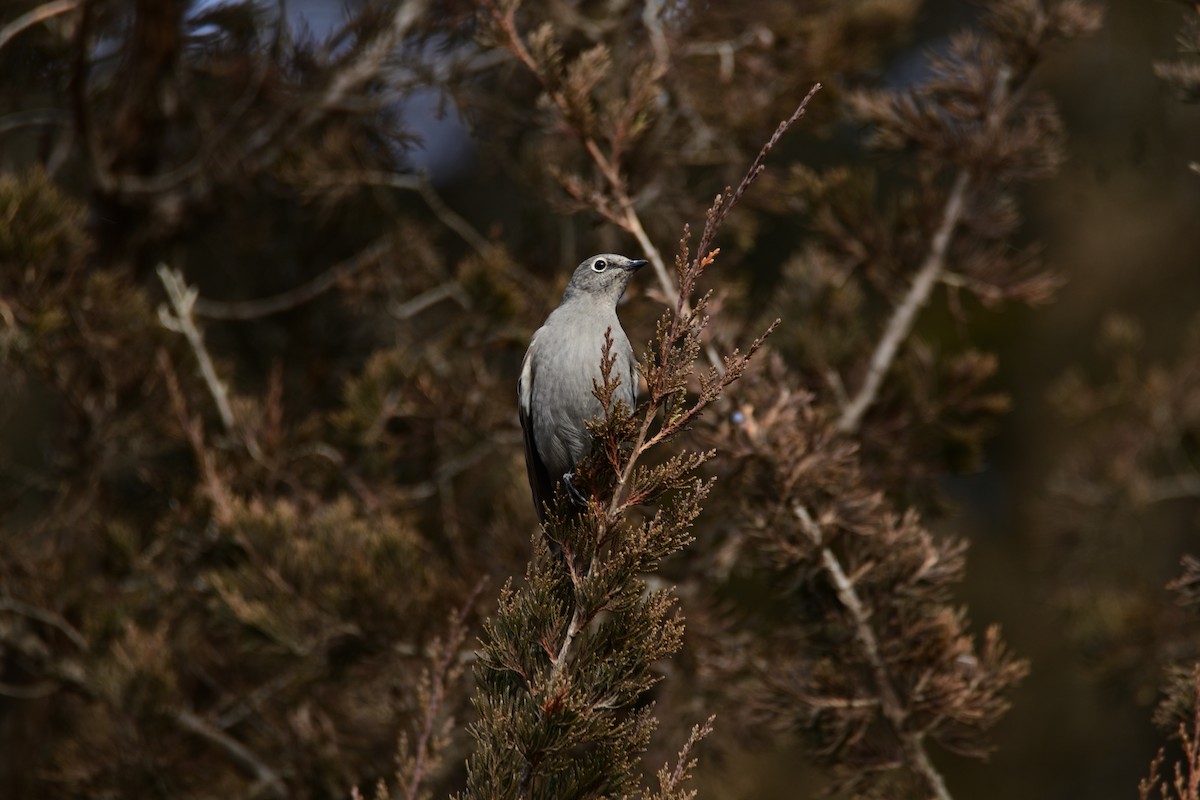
top-left (592, 259), bottom-right (608, 272)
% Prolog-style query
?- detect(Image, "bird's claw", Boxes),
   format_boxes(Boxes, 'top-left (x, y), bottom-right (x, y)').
top-left (562, 472), bottom-right (588, 507)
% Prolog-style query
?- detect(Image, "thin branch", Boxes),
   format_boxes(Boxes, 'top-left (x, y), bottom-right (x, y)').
top-left (399, 582), bottom-right (482, 800)
top-left (390, 282), bottom-right (469, 320)
top-left (0, 0), bottom-right (80, 54)
top-left (836, 169), bottom-right (971, 433)
top-left (836, 62), bottom-right (1019, 433)
top-left (0, 108), bottom-right (70, 136)
top-left (157, 266), bottom-right (256, 461)
top-left (192, 237), bottom-right (392, 321)
top-left (657, 715), bottom-right (715, 795)
top-left (175, 709), bottom-right (287, 799)
top-left (0, 596), bottom-right (88, 651)
top-left (793, 503), bottom-right (953, 800)
top-left (158, 349), bottom-right (237, 525)
top-left (306, 171), bottom-right (493, 259)
top-left (695, 84), bottom-right (823, 266)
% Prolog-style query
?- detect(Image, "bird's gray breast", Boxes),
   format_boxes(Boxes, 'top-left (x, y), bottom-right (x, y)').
top-left (529, 303), bottom-right (635, 477)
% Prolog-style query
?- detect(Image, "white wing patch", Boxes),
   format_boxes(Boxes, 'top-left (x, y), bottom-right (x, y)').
top-left (518, 331), bottom-right (538, 415)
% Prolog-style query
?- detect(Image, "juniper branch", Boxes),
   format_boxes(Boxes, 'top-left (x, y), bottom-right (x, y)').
top-left (837, 66), bottom-right (1014, 434)
top-left (398, 585), bottom-right (480, 800)
top-left (837, 169), bottom-right (972, 433)
top-left (793, 503), bottom-right (954, 800)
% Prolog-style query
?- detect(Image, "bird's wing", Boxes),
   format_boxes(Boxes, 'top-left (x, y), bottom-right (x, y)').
top-left (629, 348), bottom-right (639, 409)
top-left (518, 337), bottom-right (555, 522)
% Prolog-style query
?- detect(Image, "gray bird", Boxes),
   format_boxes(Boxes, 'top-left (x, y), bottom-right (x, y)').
top-left (519, 253), bottom-right (647, 521)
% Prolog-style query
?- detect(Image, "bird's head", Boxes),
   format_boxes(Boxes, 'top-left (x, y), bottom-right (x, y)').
top-left (563, 253), bottom-right (648, 303)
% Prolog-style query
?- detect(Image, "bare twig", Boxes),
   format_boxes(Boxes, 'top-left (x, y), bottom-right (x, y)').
top-left (837, 66), bottom-right (1014, 433)
top-left (193, 237), bottom-right (392, 321)
top-left (307, 171), bottom-right (493, 258)
top-left (176, 709), bottom-right (287, 799)
top-left (0, 596), bottom-right (88, 651)
top-left (157, 266), bottom-right (260, 462)
top-left (837, 170), bottom-right (971, 433)
top-left (390, 282), bottom-right (469, 320)
top-left (0, 108), bottom-right (70, 136)
top-left (0, 0), bottom-right (79, 54)
top-left (793, 503), bottom-right (953, 800)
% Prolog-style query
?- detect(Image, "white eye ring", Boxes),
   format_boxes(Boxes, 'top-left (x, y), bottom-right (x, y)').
top-left (592, 259), bottom-right (608, 272)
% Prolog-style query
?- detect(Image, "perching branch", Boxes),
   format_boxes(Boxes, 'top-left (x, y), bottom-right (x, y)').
top-left (464, 68), bottom-right (815, 795)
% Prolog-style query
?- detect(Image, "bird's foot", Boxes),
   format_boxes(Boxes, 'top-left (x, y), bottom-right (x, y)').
top-left (562, 472), bottom-right (588, 507)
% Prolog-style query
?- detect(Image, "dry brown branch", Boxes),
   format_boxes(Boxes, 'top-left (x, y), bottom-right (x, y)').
top-left (157, 348), bottom-right (236, 526)
top-left (193, 238), bottom-right (392, 321)
top-left (0, 596), bottom-right (88, 651)
top-left (793, 503), bottom-right (954, 800)
top-left (396, 582), bottom-right (481, 800)
top-left (837, 66), bottom-right (1014, 434)
top-left (837, 170), bottom-right (971, 433)
top-left (158, 266), bottom-right (238, 437)
top-left (305, 171), bottom-right (493, 258)
top-left (651, 715), bottom-right (715, 799)
top-left (175, 709), bottom-right (287, 799)
top-left (0, 0), bottom-right (80, 54)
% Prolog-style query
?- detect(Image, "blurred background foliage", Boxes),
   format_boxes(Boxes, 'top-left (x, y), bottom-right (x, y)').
top-left (0, 0), bottom-right (1199, 798)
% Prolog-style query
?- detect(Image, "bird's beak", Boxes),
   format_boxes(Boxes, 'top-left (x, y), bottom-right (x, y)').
top-left (626, 259), bottom-right (648, 271)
